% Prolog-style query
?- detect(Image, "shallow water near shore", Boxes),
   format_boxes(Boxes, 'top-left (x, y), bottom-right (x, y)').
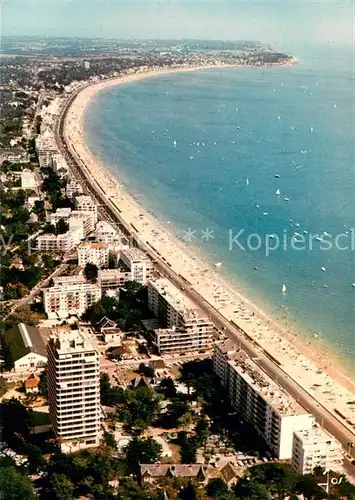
top-left (84, 44), bottom-right (355, 379)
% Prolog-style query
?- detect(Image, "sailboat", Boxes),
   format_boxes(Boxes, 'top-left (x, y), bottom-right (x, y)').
top-left (282, 283), bottom-right (287, 294)
top-left (276, 188), bottom-right (281, 196)
top-left (246, 178), bottom-right (250, 186)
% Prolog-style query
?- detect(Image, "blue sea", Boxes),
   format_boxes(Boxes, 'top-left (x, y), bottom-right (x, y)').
top-left (84, 44), bottom-right (355, 378)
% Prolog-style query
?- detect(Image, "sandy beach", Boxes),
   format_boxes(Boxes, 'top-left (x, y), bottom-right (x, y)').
top-left (64, 64), bottom-right (355, 438)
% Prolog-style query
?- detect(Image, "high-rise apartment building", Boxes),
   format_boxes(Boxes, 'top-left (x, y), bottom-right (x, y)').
top-left (213, 340), bottom-right (315, 459)
top-left (47, 329), bottom-right (101, 450)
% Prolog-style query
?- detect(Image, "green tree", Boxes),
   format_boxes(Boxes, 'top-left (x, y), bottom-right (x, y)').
top-left (119, 387), bottom-right (160, 432)
top-left (125, 436), bottom-right (162, 474)
top-left (0, 376), bottom-right (9, 397)
top-left (179, 482), bottom-right (198, 500)
top-left (56, 217), bottom-right (69, 235)
top-left (206, 477), bottom-right (228, 498)
top-left (84, 262), bottom-right (98, 282)
top-left (159, 377), bottom-right (177, 399)
top-left (138, 362), bottom-right (155, 378)
top-left (25, 443), bottom-right (46, 474)
top-left (0, 466), bottom-right (35, 499)
top-left (234, 479), bottom-right (271, 499)
top-left (195, 417), bottom-right (210, 448)
top-left (178, 431), bottom-right (198, 464)
top-left (51, 473), bottom-right (74, 500)
top-left (0, 398), bottom-right (30, 446)
top-left (294, 475), bottom-right (327, 500)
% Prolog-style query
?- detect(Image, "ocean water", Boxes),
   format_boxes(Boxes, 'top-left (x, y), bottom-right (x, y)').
top-left (84, 44), bottom-right (355, 377)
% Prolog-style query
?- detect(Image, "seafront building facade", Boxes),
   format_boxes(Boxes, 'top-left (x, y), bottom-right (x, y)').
top-left (47, 329), bottom-right (101, 450)
top-left (292, 425), bottom-right (344, 475)
top-left (75, 195), bottom-right (98, 223)
top-left (97, 269), bottom-right (131, 290)
top-left (43, 276), bottom-right (102, 319)
top-left (120, 248), bottom-right (154, 284)
top-left (36, 228), bottom-right (82, 253)
top-left (213, 341), bottom-right (315, 459)
top-left (147, 278), bottom-right (214, 353)
top-left (78, 242), bottom-right (109, 269)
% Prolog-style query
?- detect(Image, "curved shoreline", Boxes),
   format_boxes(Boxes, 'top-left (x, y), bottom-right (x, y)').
top-left (63, 65), bottom-right (355, 438)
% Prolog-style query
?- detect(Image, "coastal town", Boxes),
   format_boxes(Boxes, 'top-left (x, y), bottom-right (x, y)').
top-left (0, 36), bottom-right (354, 499)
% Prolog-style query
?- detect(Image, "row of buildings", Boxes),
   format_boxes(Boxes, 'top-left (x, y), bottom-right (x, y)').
top-left (213, 340), bottom-right (343, 474)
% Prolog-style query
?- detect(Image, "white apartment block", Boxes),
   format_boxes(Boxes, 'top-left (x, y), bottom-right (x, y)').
top-left (66, 178), bottom-right (84, 199)
top-left (148, 279), bottom-right (214, 349)
top-left (35, 130), bottom-right (59, 168)
top-left (21, 169), bottom-right (37, 189)
top-left (51, 153), bottom-right (69, 178)
top-left (69, 211), bottom-right (96, 237)
top-left (43, 276), bottom-right (102, 319)
top-left (75, 195), bottom-right (98, 223)
top-left (36, 228), bottom-right (82, 253)
top-left (292, 425), bottom-right (344, 475)
top-left (94, 220), bottom-right (126, 246)
top-left (151, 325), bottom-right (213, 355)
top-left (120, 248), bottom-right (154, 284)
top-left (49, 207), bottom-right (72, 225)
top-left (78, 242), bottom-right (109, 269)
top-left (97, 269), bottom-right (131, 290)
top-left (213, 341), bottom-right (315, 459)
top-left (47, 329), bottom-right (101, 450)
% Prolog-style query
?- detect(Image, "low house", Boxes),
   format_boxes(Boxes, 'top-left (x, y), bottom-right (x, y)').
top-left (97, 316), bottom-right (117, 331)
top-left (139, 464), bottom-right (208, 486)
top-left (102, 328), bottom-right (124, 345)
top-left (149, 359), bottom-right (165, 371)
top-left (4, 323), bottom-right (47, 373)
top-left (24, 373), bottom-right (40, 394)
top-left (220, 461), bottom-right (242, 486)
top-left (131, 376), bottom-right (153, 391)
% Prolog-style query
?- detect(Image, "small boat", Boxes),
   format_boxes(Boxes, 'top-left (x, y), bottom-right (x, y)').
top-left (276, 188), bottom-right (281, 196)
top-left (310, 126), bottom-right (314, 132)
top-left (275, 173), bottom-right (281, 178)
top-left (282, 284), bottom-right (287, 294)
top-left (246, 178), bottom-right (250, 186)
top-left (284, 197), bottom-right (290, 202)
top-left (277, 115), bottom-right (281, 120)
top-left (352, 283), bottom-right (355, 287)
top-left (263, 212), bottom-right (269, 216)
top-left (316, 237), bottom-right (323, 242)
top-left (173, 140), bottom-right (177, 148)
top-left (215, 262), bottom-right (222, 268)
top-left (324, 284), bottom-right (328, 288)
top-left (321, 266), bottom-right (326, 271)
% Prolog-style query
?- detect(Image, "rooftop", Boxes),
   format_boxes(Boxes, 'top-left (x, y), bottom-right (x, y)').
top-left (294, 425), bottom-right (342, 447)
top-left (227, 351), bottom-right (307, 417)
top-left (149, 278), bottom-right (210, 322)
top-left (120, 247), bottom-right (151, 263)
top-left (49, 329), bottom-right (98, 355)
top-left (5, 323), bottom-right (47, 361)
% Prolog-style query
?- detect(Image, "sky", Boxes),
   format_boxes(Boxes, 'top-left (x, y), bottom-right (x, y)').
top-left (2, 0), bottom-right (354, 47)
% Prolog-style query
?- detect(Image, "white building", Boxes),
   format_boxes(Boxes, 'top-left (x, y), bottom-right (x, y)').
top-left (47, 329), bottom-right (101, 450)
top-left (69, 211), bottom-right (96, 238)
top-left (94, 220), bottom-right (126, 246)
top-left (21, 169), bottom-right (37, 189)
top-left (75, 195), bottom-right (98, 223)
top-left (78, 242), bottom-right (109, 269)
top-left (147, 279), bottom-right (214, 351)
top-left (35, 130), bottom-right (58, 168)
top-left (51, 153), bottom-right (68, 178)
top-left (36, 228), bottom-right (82, 253)
top-left (66, 178), bottom-right (84, 199)
top-left (49, 207), bottom-right (72, 226)
top-left (5, 323), bottom-right (47, 373)
top-left (43, 276), bottom-right (102, 319)
top-left (150, 325), bottom-right (213, 355)
top-left (213, 341), bottom-right (315, 459)
top-left (97, 269), bottom-right (131, 290)
top-left (292, 425), bottom-right (344, 475)
top-left (120, 248), bottom-right (154, 284)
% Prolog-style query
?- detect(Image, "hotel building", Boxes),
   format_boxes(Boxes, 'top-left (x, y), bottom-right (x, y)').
top-left (43, 276), bottom-right (102, 319)
top-left (97, 269), bottom-right (131, 290)
top-left (35, 130), bottom-right (59, 168)
top-left (78, 242), bottom-right (109, 269)
top-left (292, 425), bottom-right (343, 475)
top-left (47, 329), bottom-right (101, 450)
top-left (75, 195), bottom-right (98, 223)
top-left (147, 278), bottom-right (214, 352)
top-left (36, 228), bottom-right (82, 253)
top-left (213, 341), bottom-right (315, 459)
top-left (120, 248), bottom-right (154, 284)
top-left (66, 178), bottom-right (84, 199)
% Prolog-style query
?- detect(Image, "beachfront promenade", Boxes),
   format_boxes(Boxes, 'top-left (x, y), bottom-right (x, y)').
top-left (56, 75), bottom-right (355, 468)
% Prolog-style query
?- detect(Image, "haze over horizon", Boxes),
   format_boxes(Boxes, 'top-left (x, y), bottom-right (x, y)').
top-left (3, 0), bottom-right (354, 49)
